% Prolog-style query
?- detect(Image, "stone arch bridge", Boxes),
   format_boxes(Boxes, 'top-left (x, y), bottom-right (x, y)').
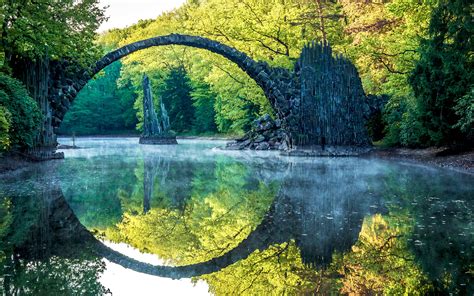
top-left (17, 34), bottom-right (377, 158)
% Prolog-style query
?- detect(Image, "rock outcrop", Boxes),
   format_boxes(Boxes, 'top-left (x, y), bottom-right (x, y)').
top-left (226, 114), bottom-right (289, 150)
top-left (139, 74), bottom-right (177, 145)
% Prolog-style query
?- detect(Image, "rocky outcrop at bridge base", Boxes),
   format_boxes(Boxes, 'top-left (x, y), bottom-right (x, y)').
top-left (226, 113), bottom-right (373, 156)
top-left (226, 114), bottom-right (289, 151)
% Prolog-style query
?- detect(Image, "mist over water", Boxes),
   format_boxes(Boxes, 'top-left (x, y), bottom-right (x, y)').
top-left (0, 138), bottom-right (472, 295)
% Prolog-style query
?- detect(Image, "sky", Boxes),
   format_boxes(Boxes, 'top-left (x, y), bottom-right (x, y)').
top-left (98, 0), bottom-right (187, 32)
top-left (99, 241), bottom-right (210, 295)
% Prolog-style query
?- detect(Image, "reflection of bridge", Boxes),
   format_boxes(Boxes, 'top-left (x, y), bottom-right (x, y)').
top-left (12, 161), bottom-right (385, 279)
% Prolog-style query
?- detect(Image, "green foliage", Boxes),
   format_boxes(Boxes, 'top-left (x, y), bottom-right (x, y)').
top-left (409, 0), bottom-right (474, 146)
top-left (334, 214), bottom-right (432, 295)
top-left (0, 193), bottom-right (108, 295)
top-left (6, 256), bottom-right (108, 295)
top-left (0, 0), bottom-right (107, 66)
top-left (454, 88), bottom-right (474, 138)
top-left (99, 0), bottom-right (346, 136)
top-left (340, 0), bottom-right (435, 96)
top-left (160, 66), bottom-right (195, 133)
top-left (383, 96), bottom-right (430, 147)
top-left (0, 73), bottom-right (42, 150)
top-left (0, 106), bottom-right (11, 152)
top-left (2, 0), bottom-right (464, 145)
top-left (190, 80), bottom-right (217, 134)
top-left (337, 0), bottom-right (443, 147)
top-left (59, 62), bottom-right (138, 135)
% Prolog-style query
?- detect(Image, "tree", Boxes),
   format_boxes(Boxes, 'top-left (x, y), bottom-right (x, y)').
top-left (59, 62), bottom-right (138, 135)
top-left (0, 106), bottom-right (11, 152)
top-left (102, 0), bottom-right (345, 136)
top-left (190, 80), bottom-right (218, 134)
top-left (160, 66), bottom-right (195, 133)
top-left (0, 0), bottom-right (107, 67)
top-left (0, 73), bottom-right (42, 150)
top-left (409, 0), bottom-right (473, 146)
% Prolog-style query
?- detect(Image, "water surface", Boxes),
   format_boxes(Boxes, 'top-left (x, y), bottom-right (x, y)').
top-left (0, 138), bottom-right (472, 295)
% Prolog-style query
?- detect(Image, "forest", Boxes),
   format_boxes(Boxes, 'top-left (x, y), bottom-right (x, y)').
top-left (0, 1), bottom-right (473, 295)
top-left (0, 0), bottom-right (472, 149)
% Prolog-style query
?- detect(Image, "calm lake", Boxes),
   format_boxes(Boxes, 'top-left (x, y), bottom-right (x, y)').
top-left (0, 138), bottom-right (472, 295)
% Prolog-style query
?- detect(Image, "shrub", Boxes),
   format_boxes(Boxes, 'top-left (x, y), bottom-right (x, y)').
top-left (383, 95), bottom-right (430, 147)
top-left (0, 73), bottom-right (42, 150)
top-left (0, 106), bottom-right (11, 152)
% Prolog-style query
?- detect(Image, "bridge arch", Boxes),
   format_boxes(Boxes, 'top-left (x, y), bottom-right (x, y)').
top-left (53, 34), bottom-right (294, 131)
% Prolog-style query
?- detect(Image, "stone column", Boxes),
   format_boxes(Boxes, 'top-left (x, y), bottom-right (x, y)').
top-left (139, 74), bottom-right (177, 145)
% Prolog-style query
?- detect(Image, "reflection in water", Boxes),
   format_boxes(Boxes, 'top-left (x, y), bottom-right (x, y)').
top-left (0, 168), bottom-right (109, 295)
top-left (0, 138), bottom-right (472, 295)
top-left (281, 162), bottom-right (385, 267)
top-left (143, 155), bottom-right (169, 214)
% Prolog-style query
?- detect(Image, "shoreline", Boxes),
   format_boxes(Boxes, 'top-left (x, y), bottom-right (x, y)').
top-left (57, 135), bottom-right (235, 141)
top-left (1, 142), bottom-right (472, 175)
top-left (365, 147), bottom-right (474, 175)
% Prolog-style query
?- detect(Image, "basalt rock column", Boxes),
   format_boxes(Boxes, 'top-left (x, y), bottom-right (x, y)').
top-left (227, 42), bottom-right (373, 153)
top-left (295, 42), bottom-right (371, 149)
top-left (11, 58), bottom-right (65, 160)
top-left (139, 75), bottom-right (177, 145)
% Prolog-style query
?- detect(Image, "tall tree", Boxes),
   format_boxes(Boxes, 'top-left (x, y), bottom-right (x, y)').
top-left (0, 0), bottom-right (107, 67)
top-left (410, 0), bottom-right (473, 146)
top-left (160, 66), bottom-right (195, 133)
top-left (190, 80), bottom-right (218, 134)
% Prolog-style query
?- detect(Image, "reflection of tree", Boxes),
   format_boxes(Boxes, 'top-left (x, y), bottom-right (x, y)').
top-left (103, 159), bottom-right (396, 294)
top-left (4, 256), bottom-right (108, 295)
top-left (118, 156), bottom-right (201, 215)
top-left (59, 157), bottom-right (137, 230)
top-left (378, 167), bottom-right (474, 295)
top-left (105, 155), bottom-right (276, 265)
top-left (4, 155), bottom-right (469, 295)
top-left (63, 161), bottom-right (474, 295)
top-left (0, 169), bottom-right (108, 295)
top-left (114, 183), bottom-right (276, 265)
top-left (333, 214), bottom-right (431, 295)
top-left (193, 160), bottom-right (389, 295)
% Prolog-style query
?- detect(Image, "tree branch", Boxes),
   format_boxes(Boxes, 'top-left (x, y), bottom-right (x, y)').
top-left (377, 57), bottom-right (409, 75)
top-left (214, 64), bottom-right (246, 85)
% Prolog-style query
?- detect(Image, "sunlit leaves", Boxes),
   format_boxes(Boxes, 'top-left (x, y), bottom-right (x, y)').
top-left (1, 0), bottom-right (107, 66)
top-left (333, 214), bottom-right (432, 295)
top-left (113, 182), bottom-right (276, 265)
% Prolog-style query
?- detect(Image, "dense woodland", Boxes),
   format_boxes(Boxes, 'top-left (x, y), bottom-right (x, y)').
top-left (0, 2), bottom-right (473, 295)
top-left (0, 0), bottom-right (472, 149)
